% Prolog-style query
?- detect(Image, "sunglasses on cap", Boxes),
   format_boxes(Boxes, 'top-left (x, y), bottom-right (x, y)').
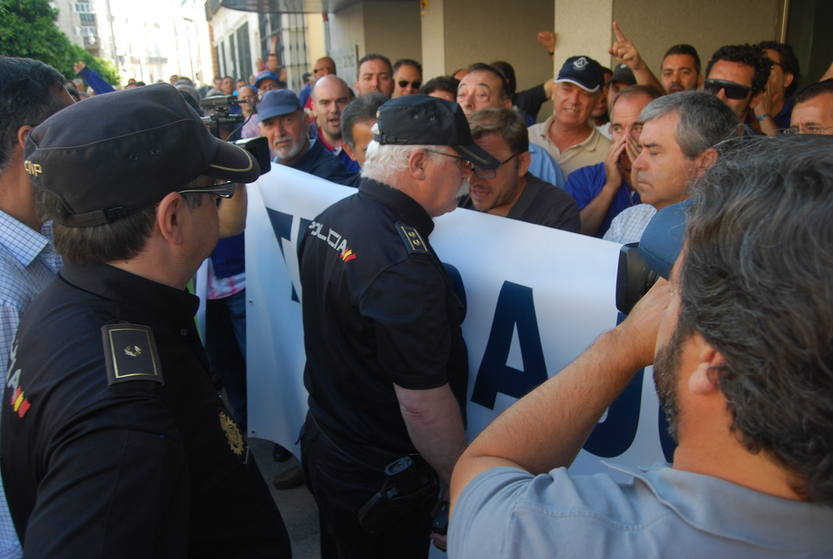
top-left (703, 78), bottom-right (751, 100)
top-left (397, 80), bottom-right (421, 89)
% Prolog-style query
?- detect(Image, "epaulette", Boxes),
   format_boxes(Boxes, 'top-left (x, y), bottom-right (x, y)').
top-left (396, 222), bottom-right (429, 255)
top-left (101, 323), bottom-right (164, 386)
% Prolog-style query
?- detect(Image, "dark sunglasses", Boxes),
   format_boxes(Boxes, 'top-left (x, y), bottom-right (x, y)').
top-left (397, 80), bottom-right (421, 89)
top-left (177, 181), bottom-right (236, 199)
top-left (703, 78), bottom-right (751, 100)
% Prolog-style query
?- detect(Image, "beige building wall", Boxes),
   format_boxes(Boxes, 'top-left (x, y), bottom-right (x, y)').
top-left (329, 1), bottom-right (421, 84)
top-left (420, 0), bottom-right (446, 81)
top-left (363, 1), bottom-right (422, 65)
top-left (554, 0), bottom-right (614, 72)
top-left (555, 0), bottom-right (782, 76)
top-left (441, 0), bottom-right (554, 90)
top-left (306, 14), bottom-right (327, 70)
top-left (612, 0), bottom-right (782, 75)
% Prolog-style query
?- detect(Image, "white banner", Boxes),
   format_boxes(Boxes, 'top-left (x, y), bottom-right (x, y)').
top-left (245, 165), bottom-right (673, 482)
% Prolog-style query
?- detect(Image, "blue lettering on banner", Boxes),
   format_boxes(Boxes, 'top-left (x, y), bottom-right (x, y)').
top-left (583, 311), bottom-right (641, 457)
top-left (266, 209), bottom-right (296, 301)
top-left (470, 282), bottom-right (548, 409)
top-left (266, 209), bottom-right (310, 303)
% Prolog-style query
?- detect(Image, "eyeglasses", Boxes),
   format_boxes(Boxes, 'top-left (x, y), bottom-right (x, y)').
top-left (177, 181), bottom-right (236, 199)
top-left (424, 149), bottom-right (520, 179)
top-left (397, 80), bottom-right (421, 89)
top-left (468, 152), bottom-right (522, 179)
top-left (782, 125), bottom-right (833, 135)
top-left (703, 78), bottom-right (751, 100)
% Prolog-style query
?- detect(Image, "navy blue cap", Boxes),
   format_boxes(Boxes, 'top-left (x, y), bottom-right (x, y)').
top-left (258, 89), bottom-right (301, 121)
top-left (556, 56), bottom-right (605, 92)
top-left (254, 70), bottom-right (280, 88)
top-left (374, 95), bottom-right (499, 170)
top-left (638, 201), bottom-right (690, 279)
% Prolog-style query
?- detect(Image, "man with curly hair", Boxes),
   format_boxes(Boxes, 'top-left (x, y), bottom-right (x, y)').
top-left (704, 44), bottom-right (770, 134)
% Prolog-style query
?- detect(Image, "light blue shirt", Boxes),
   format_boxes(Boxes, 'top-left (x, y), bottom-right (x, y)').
top-left (0, 211), bottom-right (62, 557)
top-left (450, 462), bottom-right (833, 558)
top-left (528, 143), bottom-right (566, 188)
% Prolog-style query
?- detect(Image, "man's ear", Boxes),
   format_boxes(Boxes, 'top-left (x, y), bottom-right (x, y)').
top-left (342, 141), bottom-right (357, 162)
top-left (16, 125), bottom-right (33, 149)
top-left (694, 147), bottom-right (718, 173)
top-left (517, 151), bottom-right (532, 177)
top-left (408, 149), bottom-right (428, 180)
top-left (783, 71), bottom-right (795, 91)
top-left (155, 192), bottom-right (187, 245)
top-left (501, 96), bottom-right (512, 109)
top-left (688, 335), bottom-right (724, 396)
top-left (697, 74), bottom-right (704, 89)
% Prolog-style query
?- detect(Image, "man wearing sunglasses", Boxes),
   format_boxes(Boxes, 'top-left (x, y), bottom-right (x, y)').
top-left (2, 84), bottom-right (291, 558)
top-left (392, 59), bottom-right (423, 98)
top-left (704, 44), bottom-right (770, 136)
top-left (460, 107), bottom-right (579, 232)
top-left (298, 95), bottom-right (498, 558)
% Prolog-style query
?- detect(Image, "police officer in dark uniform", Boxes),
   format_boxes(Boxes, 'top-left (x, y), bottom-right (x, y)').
top-left (1, 84), bottom-right (291, 558)
top-left (298, 95), bottom-right (499, 558)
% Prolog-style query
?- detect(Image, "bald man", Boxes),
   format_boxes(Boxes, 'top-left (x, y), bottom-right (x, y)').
top-left (312, 75), bottom-right (359, 173)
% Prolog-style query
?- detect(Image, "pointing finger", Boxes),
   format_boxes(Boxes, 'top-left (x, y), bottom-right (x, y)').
top-left (612, 21), bottom-right (627, 42)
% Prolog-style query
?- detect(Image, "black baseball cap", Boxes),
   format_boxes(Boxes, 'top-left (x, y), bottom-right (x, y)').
top-left (556, 56), bottom-right (605, 92)
top-left (24, 83), bottom-right (259, 227)
top-left (610, 63), bottom-right (636, 85)
top-left (374, 95), bottom-right (499, 170)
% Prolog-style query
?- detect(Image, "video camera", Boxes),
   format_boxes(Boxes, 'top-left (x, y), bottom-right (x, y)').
top-left (197, 95), bottom-right (270, 177)
top-left (200, 94), bottom-right (247, 127)
top-left (615, 243), bottom-right (657, 315)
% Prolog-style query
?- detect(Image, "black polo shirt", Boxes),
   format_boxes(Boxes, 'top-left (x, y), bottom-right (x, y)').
top-left (299, 178), bottom-right (468, 458)
top-left (1, 263), bottom-right (289, 558)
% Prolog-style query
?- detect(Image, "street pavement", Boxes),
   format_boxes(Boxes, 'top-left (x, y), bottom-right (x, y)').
top-left (250, 437), bottom-right (320, 558)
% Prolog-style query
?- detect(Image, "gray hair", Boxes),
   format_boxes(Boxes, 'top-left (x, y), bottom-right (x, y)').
top-left (361, 123), bottom-right (444, 184)
top-left (639, 91), bottom-right (737, 158)
top-left (681, 134), bottom-right (833, 504)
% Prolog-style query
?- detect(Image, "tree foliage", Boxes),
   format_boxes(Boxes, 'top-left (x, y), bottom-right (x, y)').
top-left (0, 0), bottom-right (120, 85)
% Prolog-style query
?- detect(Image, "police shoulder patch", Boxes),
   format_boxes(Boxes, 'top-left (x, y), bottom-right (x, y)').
top-left (396, 222), bottom-right (429, 255)
top-left (101, 323), bottom-right (164, 386)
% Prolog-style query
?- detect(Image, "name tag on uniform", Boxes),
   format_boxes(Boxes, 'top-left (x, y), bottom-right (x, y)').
top-left (101, 323), bottom-right (164, 386)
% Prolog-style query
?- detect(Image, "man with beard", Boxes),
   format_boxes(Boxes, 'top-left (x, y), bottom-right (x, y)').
top-left (298, 95), bottom-right (497, 558)
top-left (565, 85), bottom-right (659, 236)
top-left (258, 88), bottom-right (353, 183)
top-left (449, 134), bottom-right (833, 557)
top-left (660, 44), bottom-right (702, 94)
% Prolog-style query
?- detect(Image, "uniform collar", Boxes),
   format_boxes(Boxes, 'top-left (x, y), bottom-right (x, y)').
top-left (60, 262), bottom-right (199, 322)
top-left (358, 178), bottom-right (434, 238)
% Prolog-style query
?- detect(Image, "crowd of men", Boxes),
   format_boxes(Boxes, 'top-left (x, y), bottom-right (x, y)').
top-left (1, 19), bottom-right (832, 559)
